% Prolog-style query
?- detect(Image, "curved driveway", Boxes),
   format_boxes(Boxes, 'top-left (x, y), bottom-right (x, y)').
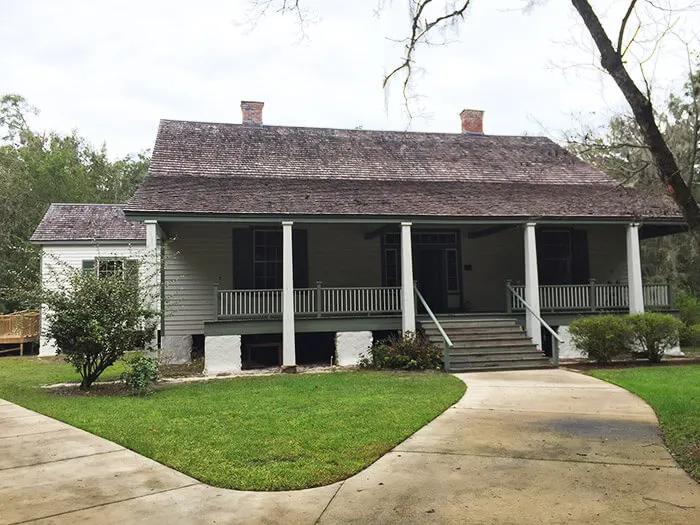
top-left (1, 369), bottom-right (698, 524)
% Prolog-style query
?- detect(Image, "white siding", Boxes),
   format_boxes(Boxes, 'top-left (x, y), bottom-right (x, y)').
top-left (39, 242), bottom-right (150, 355)
top-left (587, 225), bottom-right (627, 283)
top-left (460, 224), bottom-right (628, 312)
top-left (307, 224), bottom-right (381, 286)
top-left (163, 223), bottom-right (233, 336)
top-left (461, 226), bottom-right (523, 312)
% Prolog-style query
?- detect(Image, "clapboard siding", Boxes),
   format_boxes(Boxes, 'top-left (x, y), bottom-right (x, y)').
top-left (163, 223), bottom-right (233, 336)
top-left (307, 223), bottom-right (381, 286)
top-left (39, 243), bottom-right (150, 355)
top-left (460, 225), bottom-right (628, 312)
top-left (587, 225), bottom-right (627, 283)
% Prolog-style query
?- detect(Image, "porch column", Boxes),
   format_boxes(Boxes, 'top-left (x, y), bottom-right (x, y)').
top-left (400, 222), bottom-right (416, 334)
top-left (626, 223), bottom-right (644, 313)
top-left (524, 222), bottom-right (542, 350)
top-left (144, 220), bottom-right (161, 349)
top-left (282, 221), bottom-right (296, 369)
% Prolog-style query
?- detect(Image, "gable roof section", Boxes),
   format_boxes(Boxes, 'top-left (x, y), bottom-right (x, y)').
top-left (31, 204), bottom-right (146, 243)
top-left (126, 119), bottom-right (680, 220)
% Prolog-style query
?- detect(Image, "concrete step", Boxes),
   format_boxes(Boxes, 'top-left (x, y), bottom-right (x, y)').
top-left (448, 348), bottom-right (544, 357)
top-left (447, 361), bottom-right (555, 372)
top-left (446, 339), bottom-right (536, 349)
top-left (421, 319), bottom-right (517, 329)
top-left (449, 353), bottom-right (547, 364)
top-left (423, 326), bottom-right (525, 341)
top-left (425, 333), bottom-right (528, 344)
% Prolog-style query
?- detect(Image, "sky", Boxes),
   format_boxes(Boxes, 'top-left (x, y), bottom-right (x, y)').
top-left (2, 0), bottom-right (698, 158)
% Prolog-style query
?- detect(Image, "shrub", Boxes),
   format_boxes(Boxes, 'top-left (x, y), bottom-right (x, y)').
top-left (359, 332), bottom-right (442, 370)
top-left (45, 264), bottom-right (158, 390)
top-left (683, 323), bottom-right (700, 349)
top-left (676, 288), bottom-right (700, 346)
top-left (628, 312), bottom-right (684, 363)
top-left (121, 353), bottom-right (159, 394)
top-left (569, 315), bottom-right (631, 364)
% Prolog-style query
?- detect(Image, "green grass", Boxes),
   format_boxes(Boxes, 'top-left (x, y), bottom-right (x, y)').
top-left (0, 357), bottom-right (465, 490)
top-left (589, 365), bottom-right (700, 480)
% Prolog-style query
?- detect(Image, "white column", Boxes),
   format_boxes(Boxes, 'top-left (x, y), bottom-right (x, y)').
top-left (400, 222), bottom-right (416, 334)
top-left (144, 220), bottom-right (161, 350)
top-left (626, 223), bottom-right (644, 314)
top-left (524, 223), bottom-right (542, 350)
top-left (282, 221), bottom-right (296, 368)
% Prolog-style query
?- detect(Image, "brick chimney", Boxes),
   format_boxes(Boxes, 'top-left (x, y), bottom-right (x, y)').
top-left (241, 101), bottom-right (264, 126)
top-left (460, 109), bottom-right (484, 134)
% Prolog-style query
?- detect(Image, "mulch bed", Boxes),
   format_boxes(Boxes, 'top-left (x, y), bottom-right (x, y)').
top-left (48, 382), bottom-right (135, 397)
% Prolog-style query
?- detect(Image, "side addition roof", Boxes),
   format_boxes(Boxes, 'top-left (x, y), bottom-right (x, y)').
top-left (125, 120), bottom-right (680, 221)
top-left (31, 204), bottom-right (146, 243)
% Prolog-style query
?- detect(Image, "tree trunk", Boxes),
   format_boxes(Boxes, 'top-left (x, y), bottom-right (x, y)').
top-left (571, 0), bottom-right (700, 248)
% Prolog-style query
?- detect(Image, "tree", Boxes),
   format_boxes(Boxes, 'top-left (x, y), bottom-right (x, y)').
top-left (566, 62), bottom-right (700, 291)
top-left (0, 94), bottom-right (150, 312)
top-left (254, 1), bottom-right (700, 247)
top-left (43, 260), bottom-right (158, 390)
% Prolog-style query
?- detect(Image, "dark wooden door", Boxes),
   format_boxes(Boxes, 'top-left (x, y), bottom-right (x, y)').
top-left (415, 248), bottom-right (447, 313)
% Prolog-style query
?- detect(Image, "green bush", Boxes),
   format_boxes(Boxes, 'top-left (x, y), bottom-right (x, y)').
top-left (676, 288), bottom-right (700, 345)
top-left (569, 315), bottom-right (632, 364)
top-left (359, 332), bottom-right (443, 370)
top-left (628, 312), bottom-right (684, 363)
top-left (45, 264), bottom-right (158, 390)
top-left (121, 353), bottom-right (159, 394)
top-left (684, 324), bottom-right (700, 349)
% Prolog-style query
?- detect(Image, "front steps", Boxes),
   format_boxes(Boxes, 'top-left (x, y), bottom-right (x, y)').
top-left (420, 317), bottom-right (554, 372)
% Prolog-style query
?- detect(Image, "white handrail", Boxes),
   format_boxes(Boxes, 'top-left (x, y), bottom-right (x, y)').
top-left (413, 284), bottom-right (453, 348)
top-left (507, 285), bottom-right (563, 344)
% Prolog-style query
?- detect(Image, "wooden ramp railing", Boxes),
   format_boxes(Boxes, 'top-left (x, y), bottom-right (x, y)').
top-left (0, 310), bottom-right (40, 356)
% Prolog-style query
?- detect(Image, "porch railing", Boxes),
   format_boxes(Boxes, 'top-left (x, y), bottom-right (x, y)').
top-left (506, 280), bottom-right (672, 313)
top-left (217, 283), bottom-right (402, 318)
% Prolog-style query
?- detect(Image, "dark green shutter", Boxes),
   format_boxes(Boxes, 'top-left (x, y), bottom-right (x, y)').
top-left (82, 259), bottom-right (95, 275)
top-left (233, 229), bottom-right (254, 289)
top-left (571, 229), bottom-right (590, 284)
top-left (293, 229), bottom-right (308, 288)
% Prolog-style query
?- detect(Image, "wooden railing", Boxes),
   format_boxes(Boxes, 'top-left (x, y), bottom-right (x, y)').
top-left (0, 310), bottom-right (40, 338)
top-left (0, 310), bottom-right (40, 356)
top-left (506, 280), bottom-right (672, 313)
top-left (217, 284), bottom-right (402, 318)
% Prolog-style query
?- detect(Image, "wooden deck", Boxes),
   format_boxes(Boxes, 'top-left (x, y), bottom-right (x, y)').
top-left (0, 310), bottom-right (40, 356)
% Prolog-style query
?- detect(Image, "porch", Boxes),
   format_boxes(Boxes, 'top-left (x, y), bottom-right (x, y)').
top-left (215, 280), bottom-right (673, 319)
top-left (150, 217), bottom-right (674, 370)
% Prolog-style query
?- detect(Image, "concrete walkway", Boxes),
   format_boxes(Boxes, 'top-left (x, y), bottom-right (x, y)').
top-left (0, 369), bottom-right (698, 524)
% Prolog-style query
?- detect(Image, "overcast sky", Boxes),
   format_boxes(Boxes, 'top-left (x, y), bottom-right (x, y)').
top-left (2, 0), bottom-right (697, 158)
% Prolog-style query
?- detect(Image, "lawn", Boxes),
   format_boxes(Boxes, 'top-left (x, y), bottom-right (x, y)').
top-left (0, 357), bottom-right (465, 490)
top-left (589, 365), bottom-right (700, 480)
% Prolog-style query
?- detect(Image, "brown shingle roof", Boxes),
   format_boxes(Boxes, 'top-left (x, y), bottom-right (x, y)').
top-left (125, 119), bottom-right (681, 220)
top-left (31, 204), bottom-right (146, 243)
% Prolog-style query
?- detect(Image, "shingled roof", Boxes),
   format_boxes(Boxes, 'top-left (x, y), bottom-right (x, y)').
top-left (126, 119), bottom-right (680, 220)
top-left (31, 204), bottom-right (146, 243)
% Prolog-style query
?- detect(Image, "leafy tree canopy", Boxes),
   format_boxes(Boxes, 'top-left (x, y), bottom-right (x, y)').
top-left (0, 94), bottom-right (150, 313)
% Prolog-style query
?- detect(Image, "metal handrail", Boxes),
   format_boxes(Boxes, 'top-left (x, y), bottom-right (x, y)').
top-left (413, 285), bottom-right (453, 348)
top-left (507, 284), bottom-right (563, 366)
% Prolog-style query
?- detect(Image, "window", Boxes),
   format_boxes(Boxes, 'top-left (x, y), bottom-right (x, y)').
top-left (384, 248), bottom-right (399, 287)
top-left (254, 230), bottom-right (283, 289)
top-left (97, 259), bottom-right (124, 277)
top-left (538, 230), bottom-right (572, 285)
top-left (445, 249), bottom-right (459, 292)
top-left (82, 258), bottom-right (131, 278)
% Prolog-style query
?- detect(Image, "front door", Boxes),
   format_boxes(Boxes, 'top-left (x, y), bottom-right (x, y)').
top-left (415, 247), bottom-right (447, 313)
top-left (382, 230), bottom-right (461, 313)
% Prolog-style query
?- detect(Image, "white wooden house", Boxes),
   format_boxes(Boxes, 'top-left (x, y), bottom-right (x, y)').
top-left (34, 103), bottom-right (683, 371)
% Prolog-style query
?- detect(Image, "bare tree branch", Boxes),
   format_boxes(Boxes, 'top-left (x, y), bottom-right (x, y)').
top-left (618, 0), bottom-right (639, 55)
top-left (383, 1), bottom-right (472, 118)
top-left (571, 0), bottom-right (700, 245)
